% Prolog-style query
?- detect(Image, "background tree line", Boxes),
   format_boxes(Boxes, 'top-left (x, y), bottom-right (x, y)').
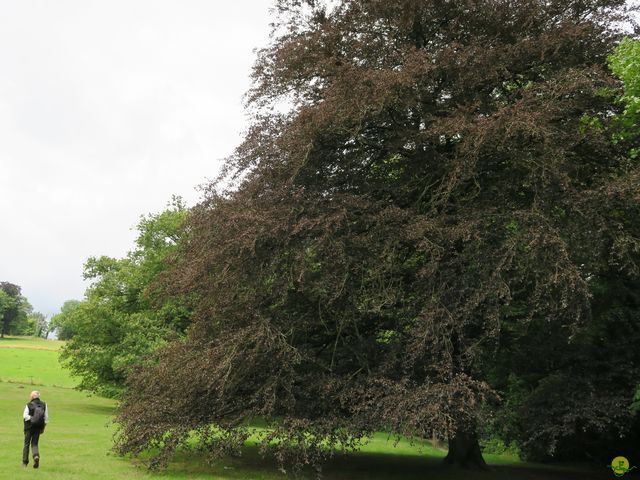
top-left (51, 0), bottom-right (639, 472)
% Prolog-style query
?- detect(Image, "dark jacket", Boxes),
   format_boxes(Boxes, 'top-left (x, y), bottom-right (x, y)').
top-left (24, 398), bottom-right (46, 432)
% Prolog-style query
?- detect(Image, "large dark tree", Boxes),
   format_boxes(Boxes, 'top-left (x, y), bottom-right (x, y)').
top-left (115, 0), bottom-right (639, 471)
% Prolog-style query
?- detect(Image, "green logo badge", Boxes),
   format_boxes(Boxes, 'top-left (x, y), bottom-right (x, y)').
top-left (610, 457), bottom-right (637, 477)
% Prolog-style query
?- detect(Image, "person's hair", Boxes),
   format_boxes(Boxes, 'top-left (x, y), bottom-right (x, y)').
top-left (30, 391), bottom-right (40, 400)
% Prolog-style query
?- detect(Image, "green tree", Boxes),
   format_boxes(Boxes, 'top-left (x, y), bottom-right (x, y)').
top-left (27, 312), bottom-right (51, 338)
top-left (0, 282), bottom-right (31, 338)
top-left (0, 289), bottom-right (16, 338)
top-left (10, 303), bottom-right (39, 337)
top-left (50, 300), bottom-right (81, 340)
top-left (115, 0), bottom-right (638, 471)
top-left (608, 37), bottom-right (640, 149)
top-left (59, 199), bottom-right (191, 397)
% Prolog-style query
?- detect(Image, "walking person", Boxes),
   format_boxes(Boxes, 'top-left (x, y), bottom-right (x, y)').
top-left (22, 390), bottom-right (48, 468)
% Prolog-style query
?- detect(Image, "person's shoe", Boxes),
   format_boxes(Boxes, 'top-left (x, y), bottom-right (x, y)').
top-left (33, 456), bottom-right (39, 469)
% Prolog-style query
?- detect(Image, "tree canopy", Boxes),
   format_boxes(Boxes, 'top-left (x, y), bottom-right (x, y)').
top-left (0, 289), bottom-right (16, 338)
top-left (0, 282), bottom-right (34, 338)
top-left (50, 300), bottom-right (82, 340)
top-left (57, 199), bottom-right (191, 397)
top-left (609, 36), bottom-right (640, 150)
top-left (115, 0), bottom-right (639, 471)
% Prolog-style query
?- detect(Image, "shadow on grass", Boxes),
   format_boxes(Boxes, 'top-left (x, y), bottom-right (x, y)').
top-left (324, 453), bottom-right (608, 480)
top-left (70, 402), bottom-right (117, 416)
top-left (148, 442), bottom-right (608, 480)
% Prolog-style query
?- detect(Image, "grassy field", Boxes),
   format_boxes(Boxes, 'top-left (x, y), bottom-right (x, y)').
top-left (0, 336), bottom-right (612, 479)
top-left (0, 336), bottom-right (73, 387)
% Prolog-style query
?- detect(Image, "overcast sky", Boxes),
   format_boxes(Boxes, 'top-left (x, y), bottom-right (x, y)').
top-left (0, 0), bottom-right (272, 316)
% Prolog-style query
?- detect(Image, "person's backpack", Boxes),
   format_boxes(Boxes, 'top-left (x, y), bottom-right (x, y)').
top-left (30, 402), bottom-right (46, 428)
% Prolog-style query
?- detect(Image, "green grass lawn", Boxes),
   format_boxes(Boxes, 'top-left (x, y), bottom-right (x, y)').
top-left (0, 336), bottom-right (610, 479)
top-left (0, 336), bottom-right (74, 388)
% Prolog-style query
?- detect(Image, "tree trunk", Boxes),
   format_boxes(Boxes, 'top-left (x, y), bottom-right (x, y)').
top-left (443, 427), bottom-right (488, 469)
top-left (431, 432), bottom-right (443, 450)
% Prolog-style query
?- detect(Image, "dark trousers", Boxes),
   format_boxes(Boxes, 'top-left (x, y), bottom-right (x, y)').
top-left (22, 428), bottom-right (41, 465)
